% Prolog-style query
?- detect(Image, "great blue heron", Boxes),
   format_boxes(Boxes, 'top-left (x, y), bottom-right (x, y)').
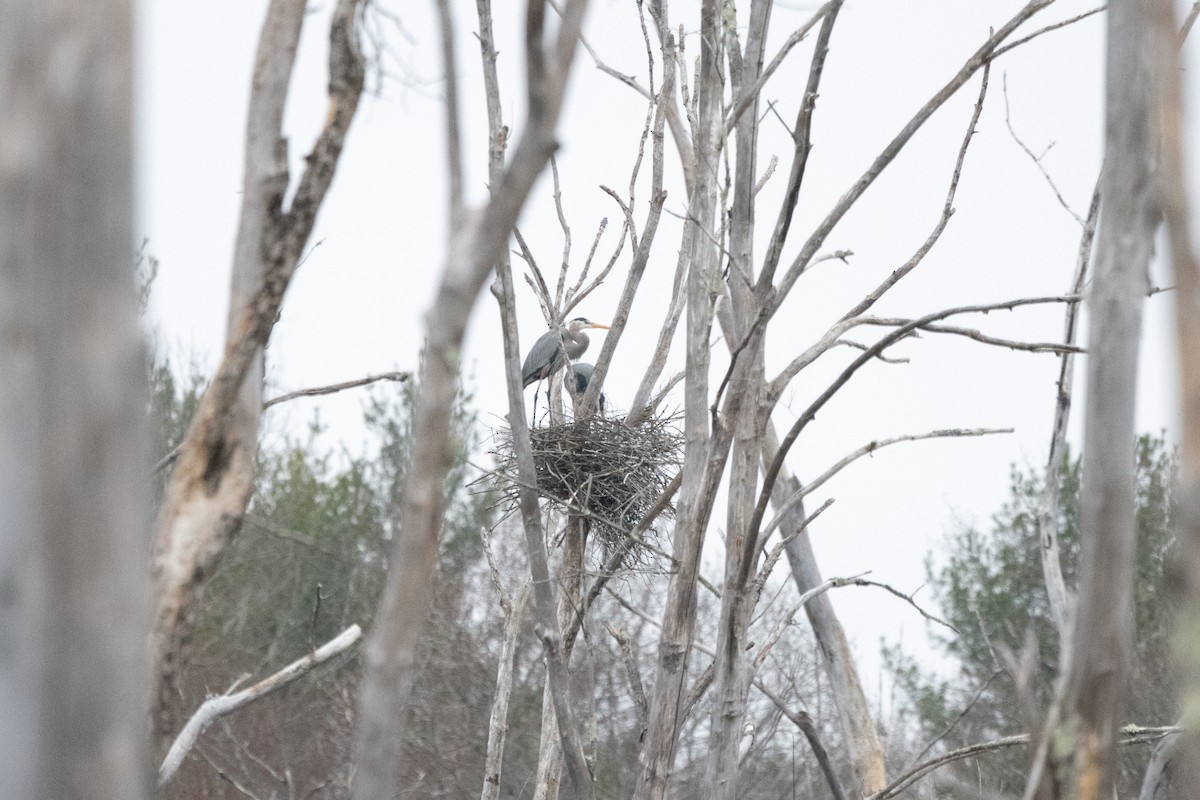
top-left (569, 362), bottom-right (607, 414)
top-left (521, 317), bottom-right (609, 421)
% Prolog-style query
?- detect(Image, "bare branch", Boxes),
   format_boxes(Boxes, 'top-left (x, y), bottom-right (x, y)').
top-left (990, 5), bottom-right (1106, 61)
top-left (773, 1), bottom-right (1054, 307)
top-left (262, 371), bottom-right (410, 408)
top-left (1003, 73), bottom-right (1084, 225)
top-left (857, 317), bottom-right (1083, 353)
top-left (753, 681), bottom-right (847, 800)
top-left (514, 227), bottom-right (554, 320)
top-left (159, 625), bottom-right (362, 786)
top-left (605, 623), bottom-right (649, 735)
top-left (754, 500), bottom-right (837, 604)
top-left (1038, 177), bottom-right (1099, 634)
top-left (550, 157), bottom-right (573, 310)
top-left (1182, 1), bottom-right (1200, 42)
top-left (907, 671), bottom-right (1005, 768)
top-left (871, 734), bottom-right (1031, 800)
top-left (761, 427), bottom-right (1012, 543)
top-left (578, 39), bottom-right (671, 415)
top-left (154, 371), bottom-right (411, 476)
top-left (724, 2), bottom-right (834, 130)
top-left (434, 0), bottom-right (464, 218)
top-left (758, 1), bottom-right (844, 291)
top-left (770, 65), bottom-right (991, 398)
top-left (562, 216), bottom-right (629, 316)
top-left (1137, 725), bottom-right (1183, 800)
top-left (874, 724), bottom-right (1181, 800)
top-left (849, 577), bottom-right (957, 634)
top-left (753, 295), bottom-right (1079, 566)
top-left (564, 216), bottom-right (608, 306)
top-left (750, 155), bottom-right (776, 197)
top-left (837, 63), bottom-right (990, 323)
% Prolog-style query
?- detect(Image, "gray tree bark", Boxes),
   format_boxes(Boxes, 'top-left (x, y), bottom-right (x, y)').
top-left (1064, 0), bottom-right (1156, 796)
top-left (704, 4), bottom-right (771, 796)
top-left (0, 1), bottom-right (152, 797)
top-left (632, 5), bottom-right (724, 797)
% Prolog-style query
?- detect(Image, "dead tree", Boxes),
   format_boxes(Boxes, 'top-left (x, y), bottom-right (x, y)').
top-left (0, 0), bottom-right (151, 797)
top-left (628, 3), bottom-right (1062, 797)
top-left (1052, 1), bottom-right (1157, 797)
top-left (151, 0), bottom-right (365, 750)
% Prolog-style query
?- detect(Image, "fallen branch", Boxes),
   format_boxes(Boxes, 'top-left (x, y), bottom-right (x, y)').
top-left (158, 623), bottom-right (362, 786)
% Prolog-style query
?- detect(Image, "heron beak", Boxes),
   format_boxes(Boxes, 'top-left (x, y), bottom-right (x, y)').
top-left (590, 323), bottom-right (610, 330)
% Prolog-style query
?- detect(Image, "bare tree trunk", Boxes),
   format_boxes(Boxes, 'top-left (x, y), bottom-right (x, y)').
top-left (480, 582), bottom-right (531, 800)
top-left (705, 5), bottom-right (770, 796)
top-left (762, 427), bottom-right (888, 796)
top-left (0, 1), bottom-right (151, 797)
top-left (151, 0), bottom-right (364, 749)
top-left (633, 5), bottom-right (723, 797)
top-left (531, 517), bottom-right (587, 800)
top-left (1064, 0), bottom-right (1156, 796)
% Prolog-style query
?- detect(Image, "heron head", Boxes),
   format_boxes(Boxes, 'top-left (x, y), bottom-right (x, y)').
top-left (567, 317), bottom-right (610, 333)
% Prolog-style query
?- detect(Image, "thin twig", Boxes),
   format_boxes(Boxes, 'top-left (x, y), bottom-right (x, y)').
top-left (990, 6), bottom-right (1107, 61)
top-left (1002, 73), bottom-right (1084, 225)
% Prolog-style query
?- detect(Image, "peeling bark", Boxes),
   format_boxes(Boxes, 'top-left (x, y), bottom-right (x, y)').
top-left (151, 0), bottom-right (364, 749)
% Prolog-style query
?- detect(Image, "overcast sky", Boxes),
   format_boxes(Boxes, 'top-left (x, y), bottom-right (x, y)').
top-left (135, 0), bottom-right (1193, 692)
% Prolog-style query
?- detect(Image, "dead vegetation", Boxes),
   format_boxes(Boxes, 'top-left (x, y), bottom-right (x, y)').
top-left (488, 411), bottom-right (683, 563)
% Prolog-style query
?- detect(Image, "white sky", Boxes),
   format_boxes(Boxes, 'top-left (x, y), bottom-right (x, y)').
top-left (135, 0), bottom-right (1191, 697)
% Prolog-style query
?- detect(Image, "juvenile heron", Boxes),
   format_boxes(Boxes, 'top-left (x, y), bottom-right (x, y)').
top-left (569, 362), bottom-right (607, 414)
top-left (521, 317), bottom-right (609, 421)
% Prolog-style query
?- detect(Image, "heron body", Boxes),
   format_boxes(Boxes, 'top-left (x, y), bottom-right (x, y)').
top-left (570, 362), bottom-right (607, 414)
top-left (520, 317), bottom-right (609, 388)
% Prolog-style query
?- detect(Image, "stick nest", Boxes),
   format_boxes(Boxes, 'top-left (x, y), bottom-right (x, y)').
top-left (489, 411), bottom-right (683, 564)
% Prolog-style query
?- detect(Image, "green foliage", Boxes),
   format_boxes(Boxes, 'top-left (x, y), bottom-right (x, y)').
top-left (887, 434), bottom-right (1178, 794)
top-left (199, 419), bottom-right (387, 673)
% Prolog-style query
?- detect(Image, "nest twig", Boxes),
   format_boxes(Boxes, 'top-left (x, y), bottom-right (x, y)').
top-left (488, 410), bottom-right (683, 566)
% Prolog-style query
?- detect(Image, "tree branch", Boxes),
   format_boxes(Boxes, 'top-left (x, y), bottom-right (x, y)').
top-left (261, 371), bottom-right (410, 408)
top-left (159, 624), bottom-right (362, 786)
